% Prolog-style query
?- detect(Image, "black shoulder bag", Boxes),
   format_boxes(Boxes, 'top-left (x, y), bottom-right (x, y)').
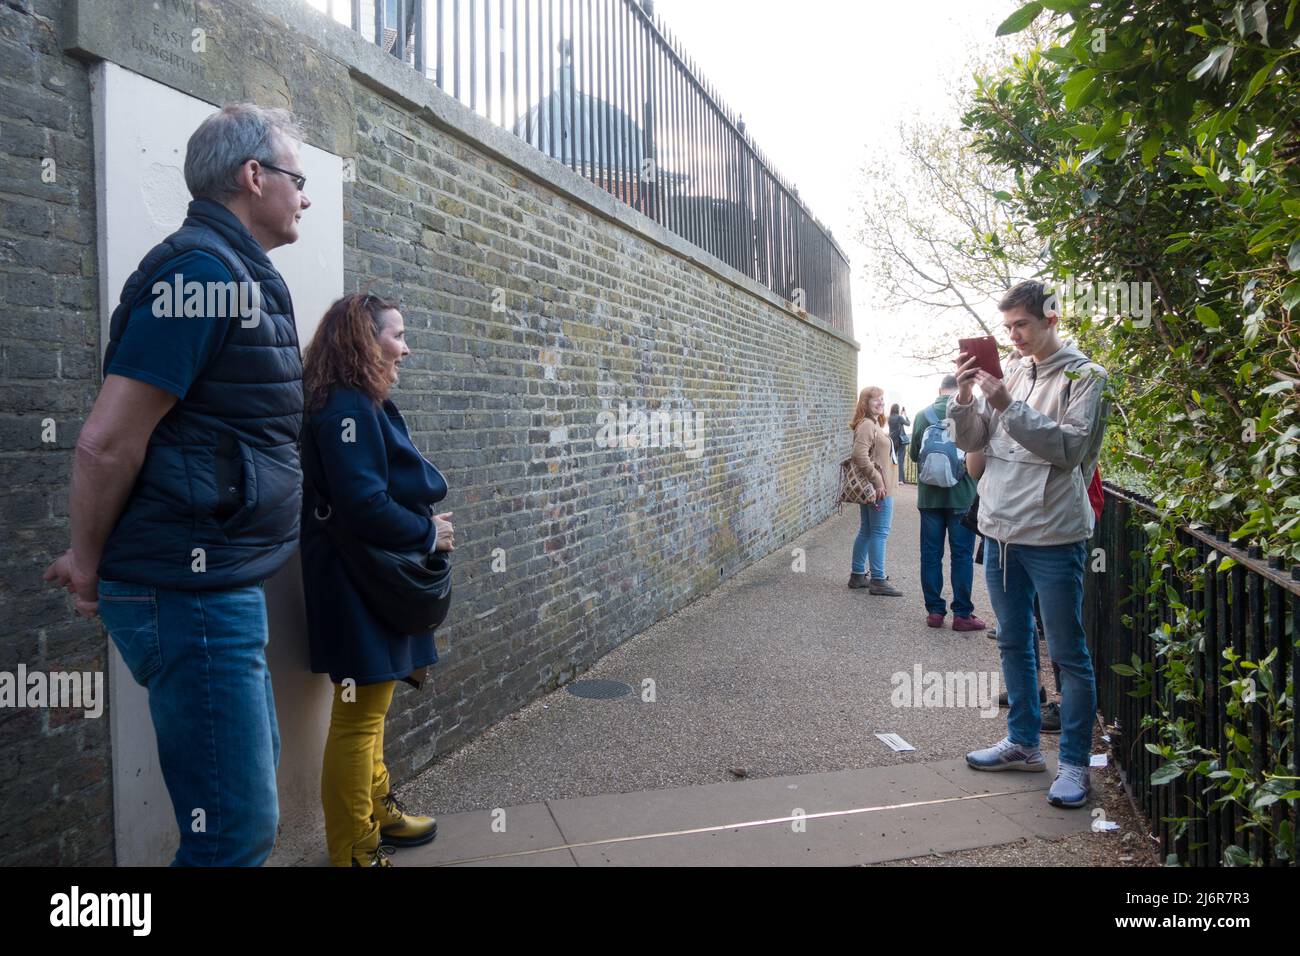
top-left (304, 422), bottom-right (452, 636)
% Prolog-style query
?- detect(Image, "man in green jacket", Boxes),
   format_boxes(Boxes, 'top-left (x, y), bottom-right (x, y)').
top-left (909, 375), bottom-right (986, 632)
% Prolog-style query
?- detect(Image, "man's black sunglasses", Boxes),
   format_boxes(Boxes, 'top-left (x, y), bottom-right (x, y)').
top-left (247, 159), bottom-right (307, 191)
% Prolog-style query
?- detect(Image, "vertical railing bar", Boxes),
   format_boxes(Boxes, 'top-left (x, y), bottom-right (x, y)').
top-left (437, 0), bottom-right (446, 89)
top-left (376, 0), bottom-right (387, 51)
top-left (567, 0), bottom-right (576, 172)
top-left (454, 0), bottom-right (463, 101)
top-left (548, 0), bottom-right (557, 160)
top-left (641, 6), bottom-right (653, 219)
top-left (471, 0), bottom-right (479, 112)
top-left (524, 0), bottom-right (532, 144)
top-left (620, 0), bottom-right (632, 208)
top-left (1290, 575), bottom-right (1300, 868)
top-left (582, 0), bottom-right (592, 175)
top-left (397, 0), bottom-right (407, 60)
top-left (663, 20), bottom-right (673, 229)
top-left (416, 0), bottom-right (427, 74)
top-left (659, 23), bottom-right (672, 233)
top-left (689, 52), bottom-right (701, 247)
top-left (602, 0), bottom-right (613, 195)
top-left (499, 0), bottom-right (508, 128)
top-left (584, 0), bottom-right (594, 181)
top-left (1248, 559), bottom-right (1266, 863)
top-left (1267, 572), bottom-right (1287, 866)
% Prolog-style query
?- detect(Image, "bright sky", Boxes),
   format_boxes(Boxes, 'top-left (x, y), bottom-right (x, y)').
top-left (651, 0), bottom-right (1016, 418)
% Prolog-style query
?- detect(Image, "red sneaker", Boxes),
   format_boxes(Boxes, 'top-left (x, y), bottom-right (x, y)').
top-left (926, 613), bottom-right (945, 628)
top-left (952, 614), bottom-right (987, 632)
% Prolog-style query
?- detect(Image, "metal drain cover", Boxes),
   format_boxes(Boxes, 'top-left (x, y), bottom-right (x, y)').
top-left (566, 679), bottom-right (633, 700)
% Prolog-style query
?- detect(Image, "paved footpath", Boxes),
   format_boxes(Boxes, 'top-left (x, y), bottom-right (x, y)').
top-left (280, 484), bottom-right (1094, 866)
top-left (398, 757), bottom-right (1083, 866)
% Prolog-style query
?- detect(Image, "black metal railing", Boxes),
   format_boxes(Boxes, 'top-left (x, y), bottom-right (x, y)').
top-left (1086, 482), bottom-right (1298, 866)
top-left (316, 0), bottom-right (852, 335)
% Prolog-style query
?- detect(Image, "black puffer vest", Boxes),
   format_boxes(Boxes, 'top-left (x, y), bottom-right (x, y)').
top-left (99, 199), bottom-right (304, 590)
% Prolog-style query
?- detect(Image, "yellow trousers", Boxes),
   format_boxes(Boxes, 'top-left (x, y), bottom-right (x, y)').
top-left (321, 680), bottom-right (396, 867)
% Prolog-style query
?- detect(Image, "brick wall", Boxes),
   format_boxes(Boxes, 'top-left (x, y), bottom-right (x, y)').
top-left (0, 0), bottom-right (857, 863)
top-left (0, 0), bottom-right (113, 865)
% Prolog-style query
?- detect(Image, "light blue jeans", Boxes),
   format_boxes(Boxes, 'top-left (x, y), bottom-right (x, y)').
top-left (983, 540), bottom-right (1096, 767)
top-left (98, 579), bottom-right (280, 866)
top-left (851, 496), bottom-right (894, 579)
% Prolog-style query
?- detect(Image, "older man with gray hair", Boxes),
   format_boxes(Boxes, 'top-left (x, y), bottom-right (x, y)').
top-left (44, 104), bottom-right (311, 865)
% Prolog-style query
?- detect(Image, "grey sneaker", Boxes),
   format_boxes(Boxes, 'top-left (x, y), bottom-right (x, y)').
top-left (869, 578), bottom-right (903, 596)
top-left (1047, 762), bottom-right (1091, 807)
top-left (847, 572), bottom-right (869, 589)
top-left (966, 736), bottom-right (1047, 772)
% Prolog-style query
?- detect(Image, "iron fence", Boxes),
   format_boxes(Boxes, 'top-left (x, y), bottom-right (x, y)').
top-left (318, 0), bottom-right (853, 334)
top-left (1086, 482), bottom-right (1298, 866)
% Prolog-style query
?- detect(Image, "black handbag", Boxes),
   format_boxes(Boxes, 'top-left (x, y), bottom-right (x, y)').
top-left (304, 431), bottom-right (452, 636)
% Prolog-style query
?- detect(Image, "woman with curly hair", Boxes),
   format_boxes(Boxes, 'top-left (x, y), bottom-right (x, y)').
top-left (300, 292), bottom-right (452, 867)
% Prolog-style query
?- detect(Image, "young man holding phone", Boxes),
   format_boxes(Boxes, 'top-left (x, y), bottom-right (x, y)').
top-left (948, 279), bottom-right (1108, 808)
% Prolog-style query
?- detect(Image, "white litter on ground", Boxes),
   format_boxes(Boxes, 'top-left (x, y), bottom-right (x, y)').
top-left (874, 732), bottom-right (916, 752)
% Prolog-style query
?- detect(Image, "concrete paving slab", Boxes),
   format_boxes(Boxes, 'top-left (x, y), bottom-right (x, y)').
top-left (564, 798), bottom-right (1027, 867)
top-left (980, 792), bottom-right (1097, 840)
top-left (928, 755), bottom-right (1057, 794)
top-left (446, 849), bottom-right (577, 867)
top-left (545, 762), bottom-right (956, 844)
top-left (395, 802), bottom-right (570, 867)
top-left (410, 759), bottom-right (1053, 866)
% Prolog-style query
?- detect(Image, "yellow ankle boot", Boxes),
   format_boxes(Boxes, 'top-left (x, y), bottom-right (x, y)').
top-left (349, 824), bottom-right (394, 867)
top-left (374, 792), bottom-right (438, 847)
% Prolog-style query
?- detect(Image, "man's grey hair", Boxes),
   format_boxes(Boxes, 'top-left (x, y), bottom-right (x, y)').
top-left (184, 104), bottom-right (305, 202)
top-left (940, 374), bottom-right (958, 392)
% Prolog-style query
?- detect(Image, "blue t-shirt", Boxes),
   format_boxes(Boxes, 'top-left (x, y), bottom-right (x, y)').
top-left (106, 250), bottom-right (237, 398)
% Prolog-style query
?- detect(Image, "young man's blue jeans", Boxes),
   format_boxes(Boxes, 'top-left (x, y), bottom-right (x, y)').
top-left (98, 580), bottom-right (280, 866)
top-left (918, 508), bottom-right (975, 617)
top-left (851, 496), bottom-right (894, 579)
top-left (984, 540), bottom-right (1095, 767)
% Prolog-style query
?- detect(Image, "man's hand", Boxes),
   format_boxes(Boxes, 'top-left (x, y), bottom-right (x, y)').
top-left (956, 354), bottom-right (1013, 412)
top-left (432, 512), bottom-right (455, 552)
top-left (43, 374), bottom-right (178, 621)
top-left (955, 353), bottom-right (981, 404)
top-left (42, 549), bottom-right (99, 618)
top-left (974, 370), bottom-right (1013, 412)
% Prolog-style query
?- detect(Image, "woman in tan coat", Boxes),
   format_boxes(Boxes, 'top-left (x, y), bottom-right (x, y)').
top-left (849, 386), bottom-right (902, 595)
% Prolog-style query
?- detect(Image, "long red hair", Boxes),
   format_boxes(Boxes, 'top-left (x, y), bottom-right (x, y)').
top-left (302, 292), bottom-right (397, 412)
top-left (849, 386), bottom-right (886, 430)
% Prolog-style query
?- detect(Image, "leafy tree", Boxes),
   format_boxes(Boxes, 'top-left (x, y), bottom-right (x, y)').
top-left (965, 0), bottom-right (1300, 865)
top-left (854, 29), bottom-right (1050, 365)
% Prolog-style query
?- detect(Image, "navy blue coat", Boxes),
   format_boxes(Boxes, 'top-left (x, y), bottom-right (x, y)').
top-left (300, 387), bottom-right (448, 685)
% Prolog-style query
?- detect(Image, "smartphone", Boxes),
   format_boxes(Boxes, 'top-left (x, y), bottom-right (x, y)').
top-left (958, 336), bottom-right (1004, 380)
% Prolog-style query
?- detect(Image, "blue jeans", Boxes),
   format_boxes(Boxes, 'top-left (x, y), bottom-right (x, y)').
top-left (851, 497), bottom-right (894, 579)
top-left (984, 540), bottom-right (1096, 767)
top-left (919, 508), bottom-right (975, 617)
top-left (98, 580), bottom-right (280, 866)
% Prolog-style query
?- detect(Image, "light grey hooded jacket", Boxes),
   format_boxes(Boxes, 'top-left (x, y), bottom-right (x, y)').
top-left (948, 343), bottom-right (1108, 546)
